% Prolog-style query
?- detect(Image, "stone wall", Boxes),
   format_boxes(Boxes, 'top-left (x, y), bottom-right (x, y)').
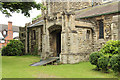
top-left (84, 14), bottom-right (120, 52)
top-left (42, 0), bottom-right (106, 16)
top-left (76, 28), bottom-right (93, 61)
top-left (19, 27), bottom-right (26, 53)
top-left (111, 15), bottom-right (120, 40)
top-left (43, 2), bottom-right (92, 16)
top-left (28, 26), bottom-right (43, 55)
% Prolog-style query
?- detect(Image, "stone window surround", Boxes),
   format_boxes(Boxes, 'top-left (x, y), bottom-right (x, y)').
top-left (95, 16), bottom-right (105, 40)
top-left (86, 29), bottom-right (91, 40)
top-left (98, 19), bottom-right (104, 39)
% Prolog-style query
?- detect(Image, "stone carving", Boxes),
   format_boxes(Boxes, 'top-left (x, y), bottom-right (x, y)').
top-left (105, 23), bottom-right (111, 39)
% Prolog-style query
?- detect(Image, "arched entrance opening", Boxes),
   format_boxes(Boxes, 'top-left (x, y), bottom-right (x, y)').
top-left (48, 25), bottom-right (62, 57)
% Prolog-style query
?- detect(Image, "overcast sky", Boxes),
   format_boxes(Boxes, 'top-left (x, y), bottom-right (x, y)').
top-left (0, 0), bottom-right (41, 27)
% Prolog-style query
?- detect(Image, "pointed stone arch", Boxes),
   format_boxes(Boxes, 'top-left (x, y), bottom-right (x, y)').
top-left (48, 25), bottom-right (62, 57)
top-left (48, 25), bottom-right (62, 34)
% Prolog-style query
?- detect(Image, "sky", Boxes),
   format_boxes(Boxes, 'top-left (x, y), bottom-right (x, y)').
top-left (0, 0), bottom-right (42, 27)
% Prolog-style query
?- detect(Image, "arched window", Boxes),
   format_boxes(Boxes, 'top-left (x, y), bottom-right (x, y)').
top-left (98, 19), bottom-right (104, 39)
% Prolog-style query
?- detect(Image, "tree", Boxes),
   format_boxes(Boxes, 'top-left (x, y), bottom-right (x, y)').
top-left (0, 0), bottom-right (46, 17)
top-left (32, 14), bottom-right (42, 21)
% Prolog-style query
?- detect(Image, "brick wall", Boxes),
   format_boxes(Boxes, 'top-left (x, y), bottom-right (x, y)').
top-left (5, 21), bottom-right (13, 40)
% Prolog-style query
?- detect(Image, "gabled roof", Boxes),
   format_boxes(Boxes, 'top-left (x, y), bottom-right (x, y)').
top-left (75, 1), bottom-right (120, 19)
top-left (0, 24), bottom-right (20, 32)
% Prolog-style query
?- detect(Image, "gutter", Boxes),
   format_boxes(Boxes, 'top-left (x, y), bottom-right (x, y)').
top-left (27, 20), bottom-right (44, 28)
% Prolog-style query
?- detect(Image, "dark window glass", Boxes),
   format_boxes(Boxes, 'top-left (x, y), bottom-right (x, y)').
top-left (98, 20), bottom-right (104, 39)
top-left (33, 30), bottom-right (36, 40)
top-left (86, 30), bottom-right (90, 39)
top-left (21, 33), bottom-right (24, 37)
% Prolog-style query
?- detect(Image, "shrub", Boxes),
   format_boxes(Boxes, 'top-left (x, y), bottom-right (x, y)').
top-left (89, 52), bottom-right (103, 69)
top-left (2, 40), bottom-right (24, 56)
top-left (109, 55), bottom-right (120, 73)
top-left (90, 40), bottom-right (120, 73)
top-left (1, 46), bottom-right (7, 56)
top-left (100, 40), bottom-right (120, 56)
top-left (98, 56), bottom-right (109, 72)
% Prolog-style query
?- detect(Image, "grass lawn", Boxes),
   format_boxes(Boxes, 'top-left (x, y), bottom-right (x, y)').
top-left (2, 55), bottom-right (120, 78)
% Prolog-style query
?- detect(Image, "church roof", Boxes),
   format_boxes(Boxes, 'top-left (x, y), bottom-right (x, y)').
top-left (75, 1), bottom-right (120, 19)
top-left (0, 24), bottom-right (20, 32)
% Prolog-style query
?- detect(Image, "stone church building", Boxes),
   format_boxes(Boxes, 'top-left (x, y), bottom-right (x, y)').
top-left (20, 0), bottom-right (120, 64)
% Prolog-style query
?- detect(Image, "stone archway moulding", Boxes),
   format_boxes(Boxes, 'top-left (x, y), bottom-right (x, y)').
top-left (48, 25), bottom-right (62, 33)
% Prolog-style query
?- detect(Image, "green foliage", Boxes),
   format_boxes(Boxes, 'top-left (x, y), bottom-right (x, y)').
top-left (97, 56), bottom-right (109, 72)
top-left (1, 46), bottom-right (7, 56)
top-left (32, 14), bottom-right (42, 21)
top-left (90, 40), bottom-right (120, 74)
top-left (100, 40), bottom-right (120, 56)
top-left (1, 0), bottom-right (46, 17)
top-left (109, 55), bottom-right (120, 73)
top-left (2, 40), bottom-right (24, 56)
top-left (89, 52), bottom-right (103, 66)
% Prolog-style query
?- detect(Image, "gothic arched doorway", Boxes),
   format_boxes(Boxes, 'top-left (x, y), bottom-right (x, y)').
top-left (48, 25), bottom-right (62, 57)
